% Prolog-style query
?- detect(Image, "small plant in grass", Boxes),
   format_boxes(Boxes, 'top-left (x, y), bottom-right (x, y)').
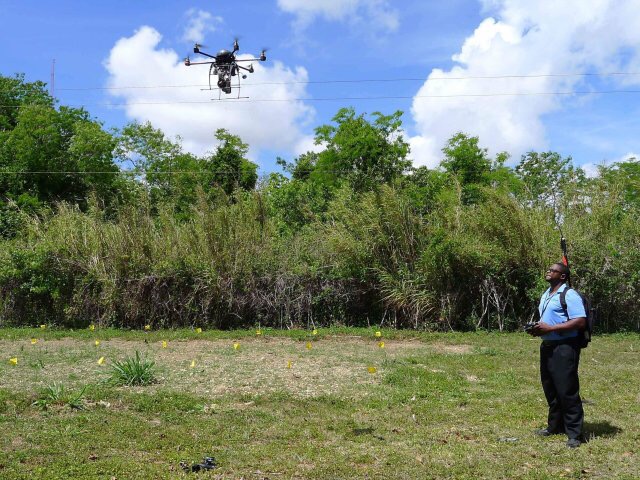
top-left (107, 351), bottom-right (156, 386)
top-left (32, 383), bottom-right (88, 410)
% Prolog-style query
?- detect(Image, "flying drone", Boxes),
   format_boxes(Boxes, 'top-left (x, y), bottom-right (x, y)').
top-left (184, 39), bottom-right (267, 99)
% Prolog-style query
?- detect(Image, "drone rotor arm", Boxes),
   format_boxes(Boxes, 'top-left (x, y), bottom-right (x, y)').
top-left (186, 60), bottom-right (217, 66)
top-left (195, 50), bottom-right (216, 59)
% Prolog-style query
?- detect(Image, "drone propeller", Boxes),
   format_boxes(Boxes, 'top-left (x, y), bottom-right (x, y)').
top-left (193, 43), bottom-right (210, 54)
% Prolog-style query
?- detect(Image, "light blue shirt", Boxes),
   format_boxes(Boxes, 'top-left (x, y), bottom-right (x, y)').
top-left (538, 283), bottom-right (586, 341)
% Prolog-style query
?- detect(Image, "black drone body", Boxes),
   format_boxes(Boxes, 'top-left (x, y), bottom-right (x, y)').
top-left (184, 39), bottom-right (267, 98)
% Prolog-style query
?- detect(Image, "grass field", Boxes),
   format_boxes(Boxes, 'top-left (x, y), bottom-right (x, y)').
top-left (1, 328), bottom-right (638, 479)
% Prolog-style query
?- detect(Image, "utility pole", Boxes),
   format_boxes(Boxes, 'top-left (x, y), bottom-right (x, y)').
top-left (50, 59), bottom-right (55, 97)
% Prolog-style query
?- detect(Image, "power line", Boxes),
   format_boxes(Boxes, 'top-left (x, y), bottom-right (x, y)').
top-left (3, 71), bottom-right (640, 92)
top-left (1, 88), bottom-right (640, 109)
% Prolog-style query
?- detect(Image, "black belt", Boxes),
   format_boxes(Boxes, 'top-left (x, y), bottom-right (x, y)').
top-left (541, 337), bottom-right (578, 347)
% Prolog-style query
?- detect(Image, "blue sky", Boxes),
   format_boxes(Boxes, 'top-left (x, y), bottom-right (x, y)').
top-left (1, 0), bottom-right (639, 175)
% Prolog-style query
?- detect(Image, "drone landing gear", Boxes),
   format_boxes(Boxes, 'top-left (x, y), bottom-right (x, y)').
top-left (207, 71), bottom-right (248, 100)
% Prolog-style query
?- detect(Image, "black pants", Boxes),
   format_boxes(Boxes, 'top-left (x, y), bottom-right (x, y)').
top-left (540, 340), bottom-right (584, 439)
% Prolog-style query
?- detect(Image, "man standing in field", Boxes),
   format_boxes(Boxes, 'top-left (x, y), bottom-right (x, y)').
top-left (528, 263), bottom-right (586, 448)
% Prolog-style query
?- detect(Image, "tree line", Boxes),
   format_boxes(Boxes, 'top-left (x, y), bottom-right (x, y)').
top-left (1, 74), bottom-right (639, 331)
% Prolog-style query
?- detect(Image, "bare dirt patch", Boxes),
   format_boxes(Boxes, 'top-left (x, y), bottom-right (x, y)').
top-left (430, 343), bottom-right (474, 354)
top-left (0, 337), bottom-right (465, 399)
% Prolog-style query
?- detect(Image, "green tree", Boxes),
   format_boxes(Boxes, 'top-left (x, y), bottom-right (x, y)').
top-left (440, 132), bottom-right (492, 204)
top-left (0, 103), bottom-right (124, 209)
top-left (597, 158), bottom-right (640, 209)
top-left (0, 74), bottom-right (54, 132)
top-left (313, 107), bottom-right (410, 191)
top-left (514, 151), bottom-right (584, 206)
top-left (205, 129), bottom-right (258, 195)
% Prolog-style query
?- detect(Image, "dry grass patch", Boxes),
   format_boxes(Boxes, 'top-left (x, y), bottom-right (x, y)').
top-left (1, 337), bottom-right (431, 399)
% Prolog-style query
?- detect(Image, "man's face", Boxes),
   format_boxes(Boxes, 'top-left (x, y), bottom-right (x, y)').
top-left (545, 265), bottom-right (564, 283)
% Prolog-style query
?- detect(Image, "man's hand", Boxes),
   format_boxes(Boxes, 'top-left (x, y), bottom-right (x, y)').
top-left (531, 322), bottom-right (554, 336)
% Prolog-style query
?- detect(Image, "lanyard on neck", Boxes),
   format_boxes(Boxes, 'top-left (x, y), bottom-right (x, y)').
top-left (541, 287), bottom-right (561, 317)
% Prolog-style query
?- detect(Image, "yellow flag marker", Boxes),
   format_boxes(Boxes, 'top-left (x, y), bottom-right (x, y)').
top-left (378, 341), bottom-right (385, 349)
top-left (40, 324), bottom-right (47, 330)
top-left (89, 324), bottom-right (95, 331)
top-left (94, 340), bottom-right (100, 347)
top-left (30, 338), bottom-right (38, 345)
top-left (312, 329), bottom-right (318, 335)
top-left (9, 357), bottom-right (18, 365)
top-left (306, 342), bottom-right (312, 350)
top-left (375, 331), bottom-right (382, 338)
top-left (144, 325), bottom-right (151, 331)
top-left (287, 360), bottom-right (292, 369)
top-left (190, 360), bottom-right (196, 368)
top-left (196, 327), bottom-right (202, 334)
top-left (97, 357), bottom-right (105, 365)
top-left (162, 340), bottom-right (168, 349)
top-left (368, 366), bottom-right (377, 374)
top-left (233, 342), bottom-right (240, 350)
top-left (256, 329), bottom-right (262, 336)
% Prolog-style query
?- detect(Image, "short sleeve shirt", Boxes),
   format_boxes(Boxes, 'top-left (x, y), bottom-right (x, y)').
top-left (538, 283), bottom-right (586, 341)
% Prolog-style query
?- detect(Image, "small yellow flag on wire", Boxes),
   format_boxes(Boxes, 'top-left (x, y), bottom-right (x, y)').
top-left (368, 366), bottom-right (377, 374)
top-left (9, 357), bottom-right (18, 365)
top-left (94, 340), bottom-right (100, 347)
top-left (144, 325), bottom-right (151, 331)
top-left (190, 360), bottom-right (196, 368)
top-left (30, 338), bottom-right (38, 345)
top-left (312, 329), bottom-right (318, 335)
top-left (378, 341), bottom-right (385, 349)
top-left (40, 324), bottom-right (47, 330)
top-left (97, 357), bottom-right (105, 365)
top-left (162, 340), bottom-right (168, 349)
top-left (375, 331), bottom-right (382, 338)
top-left (196, 327), bottom-right (202, 334)
top-left (256, 329), bottom-right (262, 336)
top-left (306, 342), bottom-right (312, 350)
top-left (233, 342), bottom-right (240, 350)
top-left (287, 360), bottom-right (292, 369)
top-left (89, 324), bottom-right (95, 331)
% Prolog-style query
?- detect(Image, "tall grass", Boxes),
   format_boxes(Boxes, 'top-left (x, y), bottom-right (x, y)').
top-left (1, 184), bottom-right (639, 331)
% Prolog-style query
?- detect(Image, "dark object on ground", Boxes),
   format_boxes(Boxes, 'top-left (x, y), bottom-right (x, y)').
top-left (567, 438), bottom-right (581, 448)
top-left (180, 457), bottom-right (217, 472)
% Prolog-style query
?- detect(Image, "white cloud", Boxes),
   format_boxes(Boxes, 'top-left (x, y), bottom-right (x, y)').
top-left (182, 9), bottom-right (223, 44)
top-left (277, 0), bottom-right (398, 31)
top-left (104, 26), bottom-right (314, 163)
top-left (410, 0), bottom-right (640, 168)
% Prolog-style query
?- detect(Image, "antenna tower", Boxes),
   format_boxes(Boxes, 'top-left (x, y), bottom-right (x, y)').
top-left (50, 59), bottom-right (55, 97)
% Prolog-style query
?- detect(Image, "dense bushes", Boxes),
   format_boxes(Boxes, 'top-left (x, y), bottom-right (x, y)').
top-left (2, 180), bottom-right (639, 331)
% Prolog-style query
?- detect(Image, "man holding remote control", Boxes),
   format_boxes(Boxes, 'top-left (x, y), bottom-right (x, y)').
top-left (527, 262), bottom-right (587, 448)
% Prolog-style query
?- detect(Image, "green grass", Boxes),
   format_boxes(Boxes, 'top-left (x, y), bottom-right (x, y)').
top-left (107, 351), bottom-right (156, 386)
top-left (0, 329), bottom-right (639, 479)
